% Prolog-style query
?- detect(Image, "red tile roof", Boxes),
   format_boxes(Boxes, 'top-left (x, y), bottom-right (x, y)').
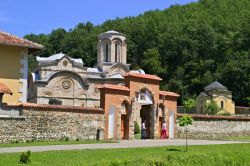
top-left (98, 84), bottom-right (130, 91)
top-left (123, 72), bottom-right (162, 81)
top-left (0, 82), bottom-right (13, 95)
top-left (0, 31), bottom-right (44, 49)
top-left (177, 113), bottom-right (250, 121)
top-left (159, 91), bottom-right (179, 97)
top-left (4, 103), bottom-right (104, 114)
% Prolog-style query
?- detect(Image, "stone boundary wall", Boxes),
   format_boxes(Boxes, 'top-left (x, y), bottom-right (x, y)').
top-left (235, 106), bottom-right (250, 114)
top-left (176, 113), bottom-right (250, 139)
top-left (0, 103), bottom-right (105, 143)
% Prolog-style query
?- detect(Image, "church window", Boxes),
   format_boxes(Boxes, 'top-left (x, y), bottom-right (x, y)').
top-left (115, 44), bottom-right (118, 62)
top-left (221, 101), bottom-right (224, 109)
top-left (105, 44), bottom-right (109, 62)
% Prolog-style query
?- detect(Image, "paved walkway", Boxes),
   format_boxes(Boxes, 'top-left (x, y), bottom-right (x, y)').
top-left (0, 139), bottom-right (247, 153)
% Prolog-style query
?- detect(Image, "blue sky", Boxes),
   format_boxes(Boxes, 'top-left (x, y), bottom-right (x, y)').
top-left (0, 0), bottom-right (197, 37)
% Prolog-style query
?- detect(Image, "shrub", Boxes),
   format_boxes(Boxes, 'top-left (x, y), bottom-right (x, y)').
top-left (206, 100), bottom-right (219, 115)
top-left (217, 110), bottom-right (230, 116)
top-left (134, 121), bottom-right (140, 134)
top-left (65, 137), bottom-right (69, 142)
top-left (20, 150), bottom-right (31, 164)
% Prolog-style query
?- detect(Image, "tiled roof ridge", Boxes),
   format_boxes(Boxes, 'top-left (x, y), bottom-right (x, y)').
top-left (0, 31), bottom-right (44, 49)
top-left (3, 103), bottom-right (103, 113)
top-left (0, 82), bottom-right (13, 94)
top-left (98, 84), bottom-right (130, 91)
top-left (159, 91), bottom-right (180, 97)
top-left (123, 72), bottom-right (162, 81)
top-left (177, 113), bottom-right (250, 121)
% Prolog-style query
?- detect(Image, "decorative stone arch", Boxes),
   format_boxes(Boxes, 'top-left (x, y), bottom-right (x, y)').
top-left (216, 96), bottom-right (227, 110)
top-left (109, 63), bottom-right (129, 75)
top-left (135, 87), bottom-right (155, 105)
top-left (75, 92), bottom-right (88, 107)
top-left (46, 70), bottom-right (89, 87)
top-left (100, 38), bottom-right (112, 62)
top-left (120, 99), bottom-right (132, 140)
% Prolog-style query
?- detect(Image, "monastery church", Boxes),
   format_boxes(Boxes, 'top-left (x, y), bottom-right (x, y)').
top-left (28, 31), bottom-right (144, 107)
top-left (27, 30), bottom-right (179, 139)
top-left (0, 30), bottom-right (179, 141)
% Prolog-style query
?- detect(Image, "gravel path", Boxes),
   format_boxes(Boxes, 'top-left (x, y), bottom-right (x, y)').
top-left (0, 139), bottom-right (247, 153)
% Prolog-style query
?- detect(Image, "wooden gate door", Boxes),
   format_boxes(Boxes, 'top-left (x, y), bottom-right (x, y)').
top-left (121, 115), bottom-right (125, 139)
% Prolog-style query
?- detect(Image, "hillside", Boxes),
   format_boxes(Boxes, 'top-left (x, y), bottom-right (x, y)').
top-left (25, 0), bottom-right (250, 106)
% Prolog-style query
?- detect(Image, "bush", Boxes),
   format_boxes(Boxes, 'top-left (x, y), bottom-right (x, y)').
top-left (65, 137), bottom-right (69, 142)
top-left (20, 150), bottom-right (31, 164)
top-left (134, 121), bottom-right (140, 134)
top-left (217, 110), bottom-right (230, 116)
top-left (206, 100), bottom-right (220, 115)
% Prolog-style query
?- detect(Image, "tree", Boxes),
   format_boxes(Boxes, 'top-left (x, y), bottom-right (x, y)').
top-left (141, 48), bottom-right (165, 75)
top-left (183, 98), bottom-right (195, 113)
top-left (25, 0), bottom-right (250, 106)
top-left (206, 100), bottom-right (220, 115)
top-left (178, 115), bottom-right (193, 152)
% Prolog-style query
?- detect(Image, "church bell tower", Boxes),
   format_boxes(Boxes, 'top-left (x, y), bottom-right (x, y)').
top-left (97, 30), bottom-right (128, 71)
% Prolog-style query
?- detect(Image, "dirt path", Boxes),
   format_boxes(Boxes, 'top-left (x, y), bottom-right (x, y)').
top-left (0, 139), bottom-right (247, 153)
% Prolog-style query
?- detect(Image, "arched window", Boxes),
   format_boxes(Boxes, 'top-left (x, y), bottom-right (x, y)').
top-left (115, 44), bottom-right (118, 62)
top-left (105, 44), bottom-right (109, 62)
top-left (220, 101), bottom-right (224, 109)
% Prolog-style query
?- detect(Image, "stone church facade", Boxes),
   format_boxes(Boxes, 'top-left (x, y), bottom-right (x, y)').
top-left (28, 31), bottom-right (144, 107)
top-left (196, 81), bottom-right (235, 114)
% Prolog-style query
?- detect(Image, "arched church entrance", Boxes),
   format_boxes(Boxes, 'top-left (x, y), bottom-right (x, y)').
top-left (137, 88), bottom-right (154, 139)
top-left (120, 101), bottom-right (130, 140)
top-left (140, 105), bottom-right (153, 138)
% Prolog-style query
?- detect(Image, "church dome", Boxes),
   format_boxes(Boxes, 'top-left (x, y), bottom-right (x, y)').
top-left (204, 81), bottom-right (228, 92)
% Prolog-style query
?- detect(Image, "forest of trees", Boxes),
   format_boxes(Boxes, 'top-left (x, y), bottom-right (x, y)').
top-left (25, 0), bottom-right (250, 106)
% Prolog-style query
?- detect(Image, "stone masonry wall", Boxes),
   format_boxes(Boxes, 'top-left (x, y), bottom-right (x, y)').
top-left (0, 109), bottom-right (105, 143)
top-left (176, 114), bottom-right (250, 139)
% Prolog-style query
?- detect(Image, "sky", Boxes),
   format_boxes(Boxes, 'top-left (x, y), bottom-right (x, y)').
top-left (0, 0), bottom-right (197, 37)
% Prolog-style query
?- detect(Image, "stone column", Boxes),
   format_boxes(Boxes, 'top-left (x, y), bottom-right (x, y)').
top-left (129, 104), bottom-right (135, 139)
top-left (116, 106), bottom-right (121, 140)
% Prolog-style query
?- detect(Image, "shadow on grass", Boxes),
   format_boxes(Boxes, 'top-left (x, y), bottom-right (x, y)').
top-left (166, 148), bottom-right (181, 152)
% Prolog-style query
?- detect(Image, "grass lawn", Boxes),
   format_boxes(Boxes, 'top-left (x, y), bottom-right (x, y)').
top-left (0, 140), bottom-right (113, 148)
top-left (0, 144), bottom-right (250, 166)
top-left (220, 136), bottom-right (250, 141)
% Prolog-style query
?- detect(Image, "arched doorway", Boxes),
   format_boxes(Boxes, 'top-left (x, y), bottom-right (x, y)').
top-left (120, 101), bottom-right (130, 140)
top-left (137, 88), bottom-right (154, 139)
top-left (140, 105), bottom-right (152, 138)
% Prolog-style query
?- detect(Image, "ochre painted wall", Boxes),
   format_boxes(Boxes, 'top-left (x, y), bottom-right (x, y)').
top-left (0, 45), bottom-right (25, 103)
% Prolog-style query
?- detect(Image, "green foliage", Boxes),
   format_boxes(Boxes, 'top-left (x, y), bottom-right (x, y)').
top-left (142, 48), bottom-right (165, 75)
top-left (19, 150), bottom-right (31, 164)
top-left (183, 98), bottom-right (196, 112)
top-left (25, 0), bottom-right (250, 106)
top-left (247, 97), bottom-right (250, 106)
top-left (134, 121), bottom-right (140, 134)
top-left (178, 115), bottom-right (193, 127)
top-left (206, 100), bottom-right (220, 115)
top-left (216, 110), bottom-right (230, 116)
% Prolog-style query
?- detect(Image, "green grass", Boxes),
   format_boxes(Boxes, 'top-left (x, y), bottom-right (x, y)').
top-left (0, 140), bottom-right (114, 148)
top-left (220, 136), bottom-right (250, 141)
top-left (1, 144), bottom-right (250, 165)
